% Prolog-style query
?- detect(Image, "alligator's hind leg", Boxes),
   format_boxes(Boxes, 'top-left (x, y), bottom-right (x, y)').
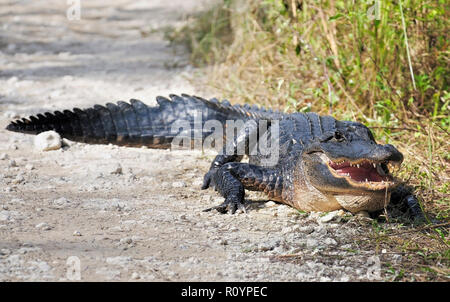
top-left (204, 162), bottom-right (282, 214)
top-left (388, 184), bottom-right (427, 223)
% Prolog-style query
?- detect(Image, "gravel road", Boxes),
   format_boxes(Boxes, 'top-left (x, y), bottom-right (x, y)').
top-left (0, 0), bottom-right (402, 281)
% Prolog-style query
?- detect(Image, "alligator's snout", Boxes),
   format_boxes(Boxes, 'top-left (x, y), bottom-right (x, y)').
top-left (371, 143), bottom-right (403, 164)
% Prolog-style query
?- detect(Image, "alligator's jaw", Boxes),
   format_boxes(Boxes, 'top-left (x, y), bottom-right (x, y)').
top-left (335, 193), bottom-right (390, 213)
top-left (290, 180), bottom-right (391, 213)
top-left (319, 153), bottom-right (400, 191)
top-left (288, 152), bottom-right (401, 213)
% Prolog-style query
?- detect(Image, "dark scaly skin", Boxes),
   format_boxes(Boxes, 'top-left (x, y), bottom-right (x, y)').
top-left (6, 95), bottom-right (275, 147)
top-left (6, 94), bottom-right (423, 221)
top-left (204, 163), bottom-right (283, 214)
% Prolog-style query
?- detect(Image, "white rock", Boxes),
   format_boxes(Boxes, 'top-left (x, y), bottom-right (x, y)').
top-left (323, 237), bottom-right (337, 245)
top-left (0, 153), bottom-right (9, 160)
top-left (35, 222), bottom-right (52, 230)
top-left (119, 237), bottom-right (133, 244)
top-left (298, 226), bottom-right (315, 234)
top-left (265, 201), bottom-right (277, 207)
top-left (172, 181), bottom-right (186, 188)
top-left (319, 211), bottom-right (338, 223)
top-left (73, 230), bottom-right (82, 236)
top-left (192, 179), bottom-right (203, 187)
top-left (3, 111), bottom-right (19, 119)
top-left (34, 131), bottom-right (62, 151)
top-left (25, 164), bottom-right (35, 171)
top-left (131, 272), bottom-right (140, 280)
top-left (52, 197), bottom-right (71, 208)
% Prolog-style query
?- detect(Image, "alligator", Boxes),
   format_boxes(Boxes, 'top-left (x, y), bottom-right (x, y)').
top-left (5, 94), bottom-right (424, 220)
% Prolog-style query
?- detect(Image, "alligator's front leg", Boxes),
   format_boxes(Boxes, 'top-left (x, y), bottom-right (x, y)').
top-left (201, 153), bottom-right (243, 190)
top-left (204, 163), bottom-right (282, 214)
top-left (202, 119), bottom-right (260, 190)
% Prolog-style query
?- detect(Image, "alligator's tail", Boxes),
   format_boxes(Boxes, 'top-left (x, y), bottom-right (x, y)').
top-left (6, 94), bottom-right (280, 149)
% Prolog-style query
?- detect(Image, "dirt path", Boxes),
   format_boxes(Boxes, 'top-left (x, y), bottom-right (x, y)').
top-left (0, 0), bottom-right (400, 281)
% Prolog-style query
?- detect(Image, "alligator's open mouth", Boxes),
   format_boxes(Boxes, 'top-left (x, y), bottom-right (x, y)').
top-left (320, 154), bottom-right (401, 190)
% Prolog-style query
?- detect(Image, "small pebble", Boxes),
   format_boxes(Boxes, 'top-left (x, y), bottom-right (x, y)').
top-left (131, 272), bottom-right (140, 280)
top-left (25, 164), bottom-right (35, 171)
top-left (323, 238), bottom-right (337, 245)
top-left (73, 230), bottom-right (82, 236)
top-left (172, 181), bottom-right (186, 188)
top-left (35, 222), bottom-right (52, 231)
top-left (8, 160), bottom-right (17, 167)
top-left (12, 175), bottom-right (25, 184)
top-left (265, 201), bottom-right (277, 207)
top-left (192, 179), bottom-right (203, 187)
top-left (120, 238), bottom-right (133, 245)
top-left (110, 163), bottom-right (123, 175)
top-left (318, 211), bottom-right (343, 223)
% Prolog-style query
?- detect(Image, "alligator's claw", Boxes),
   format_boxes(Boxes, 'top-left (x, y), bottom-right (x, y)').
top-left (203, 197), bottom-right (246, 214)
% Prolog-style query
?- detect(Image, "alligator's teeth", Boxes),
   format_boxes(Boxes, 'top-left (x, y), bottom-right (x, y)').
top-left (365, 178), bottom-right (368, 182)
top-left (357, 164), bottom-right (360, 169)
top-left (373, 163), bottom-right (376, 168)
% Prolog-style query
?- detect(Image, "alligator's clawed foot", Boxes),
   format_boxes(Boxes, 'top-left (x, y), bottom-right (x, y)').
top-left (203, 197), bottom-right (247, 214)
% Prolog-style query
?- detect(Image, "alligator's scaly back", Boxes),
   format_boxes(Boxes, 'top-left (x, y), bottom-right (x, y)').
top-left (6, 94), bottom-right (281, 149)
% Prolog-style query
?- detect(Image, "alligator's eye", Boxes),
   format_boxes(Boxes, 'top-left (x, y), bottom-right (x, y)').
top-left (334, 131), bottom-right (345, 142)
